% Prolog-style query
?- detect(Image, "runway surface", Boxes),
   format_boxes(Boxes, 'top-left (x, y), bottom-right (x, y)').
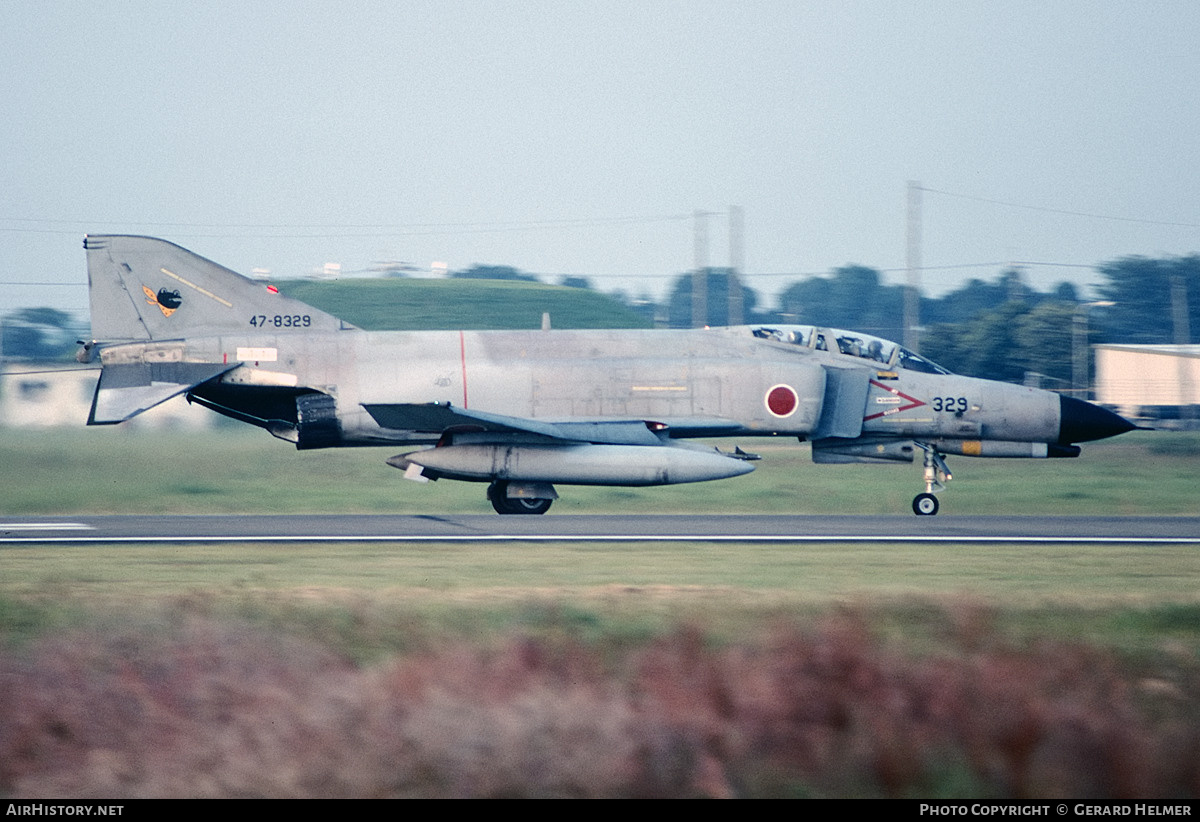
top-left (2, 514), bottom-right (1200, 544)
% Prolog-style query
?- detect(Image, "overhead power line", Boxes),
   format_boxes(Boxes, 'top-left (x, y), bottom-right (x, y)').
top-left (920, 186), bottom-right (1200, 230)
top-left (0, 213), bottom-right (692, 239)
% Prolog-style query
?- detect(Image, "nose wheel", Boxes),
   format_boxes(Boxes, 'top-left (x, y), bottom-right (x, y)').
top-left (912, 492), bottom-right (939, 516)
top-left (913, 443), bottom-right (951, 516)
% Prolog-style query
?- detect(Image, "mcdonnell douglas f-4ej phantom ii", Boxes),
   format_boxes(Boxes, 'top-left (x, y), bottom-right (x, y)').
top-left (81, 235), bottom-right (1139, 515)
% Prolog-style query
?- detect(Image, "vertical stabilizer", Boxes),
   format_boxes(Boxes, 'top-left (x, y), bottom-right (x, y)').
top-left (85, 235), bottom-right (352, 341)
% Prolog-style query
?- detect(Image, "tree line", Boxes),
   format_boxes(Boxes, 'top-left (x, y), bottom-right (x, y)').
top-left (650, 257), bottom-right (1199, 386)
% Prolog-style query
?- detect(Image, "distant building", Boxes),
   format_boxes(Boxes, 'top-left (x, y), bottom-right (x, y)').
top-left (1093, 344), bottom-right (1200, 423)
top-left (0, 364), bottom-right (214, 429)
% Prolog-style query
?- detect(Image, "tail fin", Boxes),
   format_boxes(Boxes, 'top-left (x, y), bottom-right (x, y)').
top-left (85, 235), bottom-right (352, 341)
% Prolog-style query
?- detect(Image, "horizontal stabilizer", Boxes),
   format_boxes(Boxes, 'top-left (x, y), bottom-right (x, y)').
top-left (88, 362), bottom-right (237, 425)
top-left (363, 402), bottom-right (680, 445)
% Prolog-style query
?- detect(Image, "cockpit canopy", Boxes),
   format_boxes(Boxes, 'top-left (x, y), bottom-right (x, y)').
top-left (746, 325), bottom-right (952, 375)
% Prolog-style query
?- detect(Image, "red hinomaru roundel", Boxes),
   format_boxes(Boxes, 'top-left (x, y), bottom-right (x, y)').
top-left (765, 384), bottom-right (799, 418)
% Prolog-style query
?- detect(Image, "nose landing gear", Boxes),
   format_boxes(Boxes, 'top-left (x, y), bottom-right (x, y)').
top-left (913, 443), bottom-right (951, 516)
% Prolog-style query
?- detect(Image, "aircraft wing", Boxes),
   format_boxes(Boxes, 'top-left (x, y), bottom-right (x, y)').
top-left (88, 361), bottom-right (239, 425)
top-left (362, 402), bottom-right (743, 445)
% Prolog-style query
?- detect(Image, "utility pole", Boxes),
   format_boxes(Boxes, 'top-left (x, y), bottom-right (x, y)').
top-left (1171, 272), bottom-right (1191, 346)
top-left (1073, 301), bottom-right (1114, 399)
top-left (692, 210), bottom-right (709, 328)
top-left (727, 205), bottom-right (744, 326)
top-left (905, 180), bottom-right (922, 353)
top-left (1171, 271), bottom-right (1194, 416)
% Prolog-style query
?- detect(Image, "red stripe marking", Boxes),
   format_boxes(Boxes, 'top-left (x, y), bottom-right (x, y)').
top-left (862, 379), bottom-right (926, 421)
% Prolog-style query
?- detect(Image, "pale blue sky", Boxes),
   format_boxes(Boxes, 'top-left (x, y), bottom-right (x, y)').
top-left (5, 1), bottom-right (1200, 319)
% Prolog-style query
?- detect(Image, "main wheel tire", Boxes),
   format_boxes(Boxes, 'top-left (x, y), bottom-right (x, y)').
top-left (912, 492), bottom-right (939, 516)
top-left (488, 481), bottom-right (553, 515)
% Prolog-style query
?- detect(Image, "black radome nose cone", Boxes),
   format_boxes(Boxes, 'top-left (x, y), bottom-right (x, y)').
top-left (1059, 395), bottom-right (1138, 443)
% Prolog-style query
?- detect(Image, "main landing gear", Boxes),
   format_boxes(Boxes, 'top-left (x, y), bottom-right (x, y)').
top-left (488, 480), bottom-right (554, 515)
top-left (912, 444), bottom-right (951, 516)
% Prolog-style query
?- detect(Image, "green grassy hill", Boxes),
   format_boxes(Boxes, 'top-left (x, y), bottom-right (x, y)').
top-left (272, 277), bottom-right (652, 331)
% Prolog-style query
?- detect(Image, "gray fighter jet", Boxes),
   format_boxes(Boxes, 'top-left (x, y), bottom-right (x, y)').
top-left (81, 235), bottom-right (1138, 515)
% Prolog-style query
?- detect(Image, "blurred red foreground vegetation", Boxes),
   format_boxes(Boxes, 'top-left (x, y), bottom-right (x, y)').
top-left (2, 611), bottom-right (1198, 798)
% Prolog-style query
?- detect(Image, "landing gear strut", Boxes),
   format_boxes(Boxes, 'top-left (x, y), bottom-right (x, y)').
top-left (912, 443), bottom-right (951, 516)
top-left (487, 480), bottom-right (554, 515)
